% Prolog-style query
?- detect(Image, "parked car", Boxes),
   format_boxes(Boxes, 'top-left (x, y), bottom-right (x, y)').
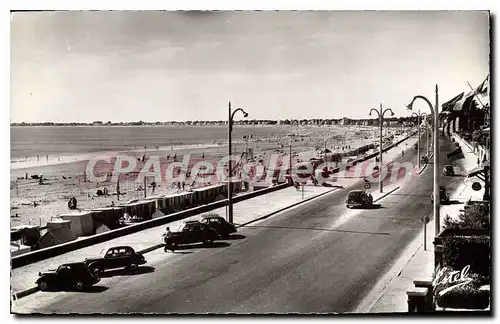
top-left (200, 214), bottom-right (237, 238)
top-left (443, 165), bottom-right (455, 176)
top-left (346, 190), bottom-right (373, 208)
top-left (430, 186), bottom-right (450, 204)
top-left (36, 262), bottom-right (100, 291)
top-left (84, 246), bottom-right (146, 274)
top-left (162, 220), bottom-right (218, 251)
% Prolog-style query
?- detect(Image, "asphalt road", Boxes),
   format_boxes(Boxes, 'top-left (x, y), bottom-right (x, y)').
top-left (12, 134), bottom-right (465, 314)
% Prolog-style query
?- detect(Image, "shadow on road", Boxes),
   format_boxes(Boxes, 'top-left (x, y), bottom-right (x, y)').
top-left (100, 266), bottom-right (155, 278)
top-left (223, 234), bottom-right (246, 240)
top-left (79, 285), bottom-right (109, 293)
top-left (244, 224), bottom-right (390, 236)
top-left (41, 285), bottom-right (109, 293)
top-left (349, 204), bottom-right (383, 210)
top-left (165, 241), bottom-right (231, 252)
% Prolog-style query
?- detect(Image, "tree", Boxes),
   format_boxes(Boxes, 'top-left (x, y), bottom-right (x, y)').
top-left (444, 204), bottom-right (490, 230)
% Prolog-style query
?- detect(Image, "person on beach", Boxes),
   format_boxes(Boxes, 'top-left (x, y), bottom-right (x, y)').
top-left (37, 155), bottom-right (39, 162)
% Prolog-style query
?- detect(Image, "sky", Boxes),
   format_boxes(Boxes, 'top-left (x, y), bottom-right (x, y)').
top-left (10, 11), bottom-right (490, 123)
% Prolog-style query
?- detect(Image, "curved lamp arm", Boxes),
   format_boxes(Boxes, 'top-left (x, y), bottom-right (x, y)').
top-left (382, 108), bottom-right (395, 118)
top-left (231, 108), bottom-right (248, 120)
top-left (229, 108), bottom-right (249, 132)
top-left (369, 108), bottom-right (380, 118)
top-left (406, 95), bottom-right (435, 115)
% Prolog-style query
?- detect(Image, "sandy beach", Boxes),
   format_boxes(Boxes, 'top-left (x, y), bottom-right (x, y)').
top-left (10, 125), bottom-right (401, 228)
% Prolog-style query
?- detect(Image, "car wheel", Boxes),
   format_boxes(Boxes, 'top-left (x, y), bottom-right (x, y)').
top-left (38, 280), bottom-right (48, 291)
top-left (127, 263), bottom-right (138, 271)
top-left (90, 266), bottom-right (102, 275)
top-left (74, 281), bottom-right (84, 291)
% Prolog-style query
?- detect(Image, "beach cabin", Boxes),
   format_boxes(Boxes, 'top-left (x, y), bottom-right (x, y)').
top-left (119, 200), bottom-right (156, 222)
top-left (59, 211), bottom-right (94, 237)
top-left (144, 195), bottom-right (166, 211)
top-left (192, 184), bottom-right (228, 205)
top-left (38, 219), bottom-right (77, 249)
top-left (11, 225), bottom-right (40, 256)
top-left (165, 192), bottom-right (195, 211)
top-left (90, 207), bottom-right (124, 231)
top-left (11, 242), bottom-right (31, 257)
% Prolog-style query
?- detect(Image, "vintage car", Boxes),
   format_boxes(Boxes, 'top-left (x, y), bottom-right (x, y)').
top-left (443, 165), bottom-right (455, 176)
top-left (346, 190), bottom-right (373, 208)
top-left (430, 186), bottom-right (450, 204)
top-left (36, 262), bottom-right (100, 291)
top-left (84, 246), bottom-right (146, 274)
top-left (162, 220), bottom-right (218, 251)
top-left (199, 213), bottom-right (237, 238)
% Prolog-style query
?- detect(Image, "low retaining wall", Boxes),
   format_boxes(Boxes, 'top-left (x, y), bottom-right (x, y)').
top-left (11, 183), bottom-right (289, 269)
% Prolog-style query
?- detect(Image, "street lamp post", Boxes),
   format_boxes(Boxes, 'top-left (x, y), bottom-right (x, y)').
top-left (410, 110), bottom-right (427, 170)
top-left (228, 101), bottom-right (248, 224)
top-left (369, 103), bottom-right (395, 193)
top-left (425, 123), bottom-right (431, 158)
top-left (406, 85), bottom-right (440, 236)
top-left (324, 138), bottom-right (327, 162)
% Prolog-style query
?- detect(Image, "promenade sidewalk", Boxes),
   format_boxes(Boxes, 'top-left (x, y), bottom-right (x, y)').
top-left (368, 217), bottom-right (435, 313)
top-left (367, 134), bottom-right (486, 313)
top-left (11, 185), bottom-right (336, 295)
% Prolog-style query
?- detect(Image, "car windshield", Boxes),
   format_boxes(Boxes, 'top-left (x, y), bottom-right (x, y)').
top-left (174, 223), bottom-right (186, 232)
top-left (348, 192), bottom-right (363, 200)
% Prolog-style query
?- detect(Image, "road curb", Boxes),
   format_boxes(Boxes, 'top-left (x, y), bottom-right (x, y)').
top-left (12, 286), bottom-right (39, 301)
top-left (237, 187), bottom-right (341, 228)
top-left (373, 186), bottom-right (400, 203)
top-left (418, 164), bottom-right (428, 175)
top-left (138, 244), bottom-right (164, 254)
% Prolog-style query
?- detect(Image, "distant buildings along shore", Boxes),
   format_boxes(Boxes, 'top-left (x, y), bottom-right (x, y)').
top-left (11, 117), bottom-right (420, 127)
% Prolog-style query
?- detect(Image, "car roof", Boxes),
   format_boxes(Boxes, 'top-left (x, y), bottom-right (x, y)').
top-left (61, 262), bottom-right (87, 267)
top-left (201, 214), bottom-right (222, 219)
top-left (349, 190), bottom-right (364, 194)
top-left (104, 246), bottom-right (134, 250)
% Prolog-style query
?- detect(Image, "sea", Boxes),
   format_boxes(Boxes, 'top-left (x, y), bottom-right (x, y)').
top-left (10, 125), bottom-right (331, 161)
